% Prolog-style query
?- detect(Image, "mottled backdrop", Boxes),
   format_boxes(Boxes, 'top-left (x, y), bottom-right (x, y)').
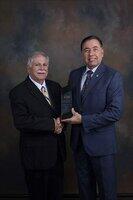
top-left (0, 0), bottom-right (132, 195)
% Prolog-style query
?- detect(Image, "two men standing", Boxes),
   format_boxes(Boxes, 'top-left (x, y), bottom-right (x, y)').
top-left (9, 35), bottom-right (124, 200)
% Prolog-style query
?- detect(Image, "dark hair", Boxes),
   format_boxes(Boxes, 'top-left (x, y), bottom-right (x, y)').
top-left (80, 35), bottom-right (103, 51)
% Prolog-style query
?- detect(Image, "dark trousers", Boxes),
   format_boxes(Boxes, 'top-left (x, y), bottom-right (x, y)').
top-left (24, 159), bottom-right (64, 200)
top-left (73, 144), bottom-right (117, 200)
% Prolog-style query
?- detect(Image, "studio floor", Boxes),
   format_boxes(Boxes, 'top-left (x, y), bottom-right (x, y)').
top-left (0, 196), bottom-right (132, 200)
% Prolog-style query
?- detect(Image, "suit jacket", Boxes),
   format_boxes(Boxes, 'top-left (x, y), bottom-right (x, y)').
top-left (69, 63), bottom-right (124, 156)
top-left (9, 77), bottom-right (66, 169)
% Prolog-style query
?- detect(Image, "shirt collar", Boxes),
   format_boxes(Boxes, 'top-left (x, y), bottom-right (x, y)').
top-left (29, 76), bottom-right (46, 90)
top-left (84, 65), bottom-right (99, 75)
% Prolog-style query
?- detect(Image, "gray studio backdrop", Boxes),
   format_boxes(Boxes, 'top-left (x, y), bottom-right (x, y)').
top-left (0, 0), bottom-right (132, 195)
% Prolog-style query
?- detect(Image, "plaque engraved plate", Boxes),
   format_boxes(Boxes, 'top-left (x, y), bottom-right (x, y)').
top-left (61, 86), bottom-right (72, 119)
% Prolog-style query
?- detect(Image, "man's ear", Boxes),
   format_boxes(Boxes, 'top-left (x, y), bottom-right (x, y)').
top-left (102, 48), bottom-right (104, 57)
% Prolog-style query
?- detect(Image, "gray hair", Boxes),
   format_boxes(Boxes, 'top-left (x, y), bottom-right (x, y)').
top-left (27, 51), bottom-right (49, 67)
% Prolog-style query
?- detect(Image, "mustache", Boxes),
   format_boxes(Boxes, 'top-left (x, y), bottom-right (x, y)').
top-left (37, 70), bottom-right (48, 73)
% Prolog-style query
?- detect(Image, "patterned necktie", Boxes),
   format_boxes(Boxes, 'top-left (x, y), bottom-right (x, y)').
top-left (81, 70), bottom-right (93, 99)
top-left (41, 86), bottom-right (51, 105)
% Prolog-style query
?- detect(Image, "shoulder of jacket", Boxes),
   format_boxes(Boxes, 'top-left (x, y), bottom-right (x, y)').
top-left (102, 65), bottom-right (123, 85)
top-left (9, 80), bottom-right (26, 94)
top-left (104, 64), bottom-right (121, 76)
top-left (46, 79), bottom-right (61, 88)
top-left (70, 66), bottom-right (85, 75)
top-left (104, 65), bottom-right (121, 76)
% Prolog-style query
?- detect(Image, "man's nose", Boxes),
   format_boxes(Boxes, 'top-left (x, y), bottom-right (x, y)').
top-left (39, 64), bottom-right (45, 70)
top-left (89, 50), bottom-right (94, 56)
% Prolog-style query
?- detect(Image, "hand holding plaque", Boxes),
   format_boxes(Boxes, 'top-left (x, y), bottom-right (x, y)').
top-left (62, 108), bottom-right (82, 124)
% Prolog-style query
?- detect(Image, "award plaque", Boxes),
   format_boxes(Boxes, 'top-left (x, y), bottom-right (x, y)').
top-left (61, 85), bottom-right (72, 119)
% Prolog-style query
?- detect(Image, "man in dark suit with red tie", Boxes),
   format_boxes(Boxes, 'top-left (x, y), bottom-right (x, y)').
top-left (9, 51), bottom-right (66, 200)
top-left (62, 35), bottom-right (124, 200)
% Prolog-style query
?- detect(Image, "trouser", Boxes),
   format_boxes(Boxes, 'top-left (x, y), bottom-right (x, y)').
top-left (73, 144), bottom-right (117, 200)
top-left (24, 159), bottom-right (64, 200)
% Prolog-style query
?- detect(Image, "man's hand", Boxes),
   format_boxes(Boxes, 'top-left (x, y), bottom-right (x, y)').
top-left (54, 117), bottom-right (63, 134)
top-left (61, 108), bottom-right (82, 124)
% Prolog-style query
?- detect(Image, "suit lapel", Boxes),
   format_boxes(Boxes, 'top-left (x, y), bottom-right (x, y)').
top-left (25, 77), bottom-right (54, 109)
top-left (76, 66), bottom-right (86, 108)
top-left (82, 64), bottom-right (106, 103)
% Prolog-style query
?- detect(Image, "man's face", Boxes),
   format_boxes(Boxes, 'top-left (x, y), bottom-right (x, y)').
top-left (82, 39), bottom-right (104, 69)
top-left (27, 54), bottom-right (49, 84)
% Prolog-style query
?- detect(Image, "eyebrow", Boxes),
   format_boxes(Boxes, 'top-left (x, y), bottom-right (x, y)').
top-left (83, 46), bottom-right (101, 51)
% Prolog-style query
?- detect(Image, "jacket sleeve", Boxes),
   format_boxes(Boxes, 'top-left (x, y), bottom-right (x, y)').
top-left (82, 72), bottom-right (124, 131)
top-left (9, 90), bottom-right (55, 133)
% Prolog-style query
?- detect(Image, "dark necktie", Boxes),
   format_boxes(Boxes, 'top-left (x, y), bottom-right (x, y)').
top-left (81, 70), bottom-right (93, 99)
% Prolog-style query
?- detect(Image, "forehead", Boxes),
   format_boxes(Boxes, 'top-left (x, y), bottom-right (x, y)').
top-left (83, 39), bottom-right (101, 49)
top-left (32, 54), bottom-right (48, 63)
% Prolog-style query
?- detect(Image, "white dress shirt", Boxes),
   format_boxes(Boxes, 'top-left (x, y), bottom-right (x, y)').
top-left (29, 76), bottom-right (48, 92)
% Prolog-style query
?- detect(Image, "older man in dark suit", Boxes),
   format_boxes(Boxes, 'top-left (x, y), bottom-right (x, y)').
top-left (62, 36), bottom-right (124, 200)
top-left (9, 51), bottom-right (66, 200)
